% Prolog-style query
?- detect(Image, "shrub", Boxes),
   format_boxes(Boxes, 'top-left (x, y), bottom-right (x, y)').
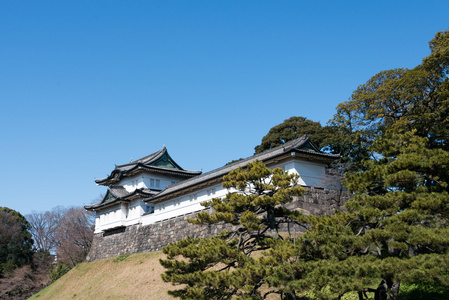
top-left (0, 261), bottom-right (17, 278)
top-left (49, 263), bottom-right (70, 283)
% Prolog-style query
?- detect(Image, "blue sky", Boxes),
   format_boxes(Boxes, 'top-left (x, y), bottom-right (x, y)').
top-left (1, 1), bottom-right (448, 216)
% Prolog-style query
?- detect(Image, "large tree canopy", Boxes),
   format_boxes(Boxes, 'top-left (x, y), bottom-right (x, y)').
top-left (267, 130), bottom-right (449, 299)
top-left (281, 29), bottom-right (449, 299)
top-left (161, 29), bottom-right (449, 300)
top-left (328, 30), bottom-right (449, 167)
top-left (0, 207), bottom-right (34, 274)
top-left (254, 116), bottom-right (330, 154)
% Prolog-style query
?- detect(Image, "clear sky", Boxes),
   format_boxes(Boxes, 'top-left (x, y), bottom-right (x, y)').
top-left (1, 1), bottom-right (448, 216)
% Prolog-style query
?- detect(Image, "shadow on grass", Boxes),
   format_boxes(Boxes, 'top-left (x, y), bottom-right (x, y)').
top-left (294, 281), bottom-right (449, 300)
top-left (398, 281), bottom-right (449, 300)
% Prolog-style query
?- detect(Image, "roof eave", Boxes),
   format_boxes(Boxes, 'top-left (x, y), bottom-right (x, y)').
top-left (126, 165), bottom-right (201, 178)
top-left (145, 142), bottom-right (339, 204)
top-left (84, 199), bottom-right (129, 211)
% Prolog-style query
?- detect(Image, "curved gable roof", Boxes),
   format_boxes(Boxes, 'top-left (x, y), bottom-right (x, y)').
top-left (95, 147), bottom-right (201, 186)
top-left (88, 136), bottom-right (340, 210)
top-left (84, 186), bottom-right (160, 210)
top-left (146, 135), bottom-right (339, 203)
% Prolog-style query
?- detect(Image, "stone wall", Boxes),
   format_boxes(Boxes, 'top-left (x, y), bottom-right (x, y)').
top-left (86, 186), bottom-right (350, 261)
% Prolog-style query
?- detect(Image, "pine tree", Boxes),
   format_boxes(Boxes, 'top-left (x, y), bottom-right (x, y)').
top-left (266, 130), bottom-right (449, 300)
top-left (160, 160), bottom-right (306, 299)
top-left (160, 29), bottom-right (449, 300)
top-left (268, 29), bottom-right (449, 299)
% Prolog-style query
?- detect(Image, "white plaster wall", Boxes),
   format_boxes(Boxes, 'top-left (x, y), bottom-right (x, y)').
top-left (292, 160), bottom-right (325, 187)
top-left (141, 183), bottom-right (226, 226)
top-left (122, 174), bottom-right (181, 193)
top-left (124, 199), bottom-right (146, 227)
top-left (94, 199), bottom-right (150, 233)
top-left (122, 175), bottom-right (146, 192)
top-left (141, 174), bottom-right (180, 191)
top-left (94, 157), bottom-right (328, 232)
top-left (95, 204), bottom-right (125, 233)
top-left (270, 158), bottom-right (326, 187)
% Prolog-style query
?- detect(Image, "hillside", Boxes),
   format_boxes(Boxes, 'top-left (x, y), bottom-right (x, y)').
top-left (29, 251), bottom-right (175, 300)
top-left (29, 249), bottom-right (449, 300)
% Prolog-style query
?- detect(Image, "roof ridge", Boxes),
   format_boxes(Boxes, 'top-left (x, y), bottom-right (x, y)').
top-left (165, 135), bottom-right (309, 186)
top-left (116, 147), bottom-right (166, 168)
top-left (150, 135), bottom-right (337, 200)
top-left (135, 147), bottom-right (167, 164)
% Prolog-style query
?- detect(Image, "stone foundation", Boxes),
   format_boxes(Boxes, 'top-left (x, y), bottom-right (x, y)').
top-left (86, 186), bottom-right (350, 261)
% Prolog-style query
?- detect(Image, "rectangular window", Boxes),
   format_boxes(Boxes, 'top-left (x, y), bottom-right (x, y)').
top-left (156, 179), bottom-right (160, 188)
top-left (150, 179), bottom-right (154, 187)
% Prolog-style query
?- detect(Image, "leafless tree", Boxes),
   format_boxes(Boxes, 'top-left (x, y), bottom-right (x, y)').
top-left (27, 205), bottom-right (95, 267)
top-left (26, 207), bottom-right (64, 253)
top-left (53, 207), bottom-right (94, 267)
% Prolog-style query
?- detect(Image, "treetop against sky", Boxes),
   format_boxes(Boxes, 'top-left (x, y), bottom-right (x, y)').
top-left (0, 1), bottom-right (448, 215)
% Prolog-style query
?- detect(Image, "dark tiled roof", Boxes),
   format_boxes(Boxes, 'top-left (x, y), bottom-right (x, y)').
top-left (115, 148), bottom-right (169, 170)
top-left (109, 185), bottom-right (129, 198)
top-left (146, 136), bottom-right (339, 203)
top-left (95, 147), bottom-right (201, 185)
top-left (85, 187), bottom-right (159, 210)
top-left (87, 136), bottom-right (340, 210)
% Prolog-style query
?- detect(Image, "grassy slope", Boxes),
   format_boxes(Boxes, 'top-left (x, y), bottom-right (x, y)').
top-left (30, 250), bottom-right (449, 300)
top-left (30, 251), bottom-right (176, 300)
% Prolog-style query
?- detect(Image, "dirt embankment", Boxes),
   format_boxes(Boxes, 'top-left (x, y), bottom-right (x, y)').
top-left (0, 264), bottom-right (50, 300)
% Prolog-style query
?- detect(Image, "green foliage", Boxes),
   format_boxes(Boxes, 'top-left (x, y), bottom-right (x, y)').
top-left (399, 280), bottom-right (449, 300)
top-left (283, 29), bottom-right (449, 299)
top-left (0, 207), bottom-right (34, 275)
top-left (160, 160), bottom-right (305, 299)
top-left (328, 31), bottom-right (449, 170)
top-left (162, 29), bottom-right (449, 300)
top-left (0, 261), bottom-right (17, 277)
top-left (49, 262), bottom-right (70, 283)
top-left (254, 116), bottom-right (331, 154)
top-left (113, 254), bottom-right (130, 263)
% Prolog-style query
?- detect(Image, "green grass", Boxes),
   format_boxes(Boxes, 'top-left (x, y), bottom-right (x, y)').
top-left (112, 254), bottom-right (130, 263)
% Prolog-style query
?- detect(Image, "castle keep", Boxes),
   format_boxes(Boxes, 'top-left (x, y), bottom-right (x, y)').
top-left (86, 136), bottom-right (348, 261)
